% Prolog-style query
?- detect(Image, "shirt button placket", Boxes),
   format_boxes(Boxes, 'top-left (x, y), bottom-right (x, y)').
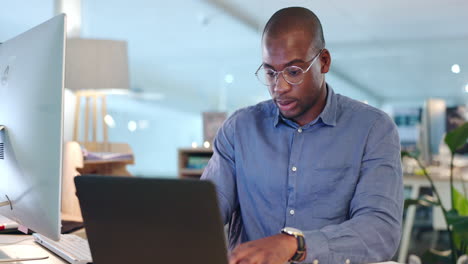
top-left (288, 128), bottom-right (301, 225)
top-left (289, 166), bottom-right (297, 219)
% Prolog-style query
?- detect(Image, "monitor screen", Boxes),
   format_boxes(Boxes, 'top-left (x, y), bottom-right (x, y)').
top-left (0, 14), bottom-right (66, 241)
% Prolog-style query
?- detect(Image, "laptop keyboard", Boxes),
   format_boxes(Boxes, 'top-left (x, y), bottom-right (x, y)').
top-left (33, 233), bottom-right (92, 264)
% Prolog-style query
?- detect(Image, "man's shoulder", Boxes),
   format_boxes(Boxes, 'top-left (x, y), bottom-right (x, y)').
top-left (227, 100), bottom-right (276, 124)
top-left (335, 93), bottom-right (393, 125)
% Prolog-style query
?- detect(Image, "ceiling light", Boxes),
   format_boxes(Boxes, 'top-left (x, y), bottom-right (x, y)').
top-left (104, 114), bottom-right (116, 128)
top-left (465, 84), bottom-right (468, 93)
top-left (452, 64), bottom-right (461, 74)
top-left (128, 121), bottom-right (137, 132)
top-left (225, 74), bottom-right (234, 84)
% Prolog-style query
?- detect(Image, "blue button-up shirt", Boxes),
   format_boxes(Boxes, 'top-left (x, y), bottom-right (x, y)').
top-left (201, 85), bottom-right (403, 264)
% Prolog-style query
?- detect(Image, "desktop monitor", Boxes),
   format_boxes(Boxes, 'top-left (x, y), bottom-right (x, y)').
top-left (0, 14), bottom-right (66, 241)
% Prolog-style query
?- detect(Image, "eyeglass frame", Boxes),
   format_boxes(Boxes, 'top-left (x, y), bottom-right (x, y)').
top-left (255, 49), bottom-right (324, 86)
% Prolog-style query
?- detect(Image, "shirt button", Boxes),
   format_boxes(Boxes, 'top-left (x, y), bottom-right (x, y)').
top-left (292, 166), bottom-right (297, 172)
top-left (290, 209), bottom-right (295, 215)
top-left (298, 128), bottom-right (302, 133)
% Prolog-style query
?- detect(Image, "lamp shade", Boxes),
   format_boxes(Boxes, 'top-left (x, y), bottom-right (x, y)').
top-left (65, 38), bottom-right (129, 91)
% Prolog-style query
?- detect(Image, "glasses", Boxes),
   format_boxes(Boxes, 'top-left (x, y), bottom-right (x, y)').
top-left (255, 49), bottom-right (323, 86)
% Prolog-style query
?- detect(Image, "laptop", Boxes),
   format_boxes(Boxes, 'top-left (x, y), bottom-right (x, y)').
top-left (74, 175), bottom-right (229, 264)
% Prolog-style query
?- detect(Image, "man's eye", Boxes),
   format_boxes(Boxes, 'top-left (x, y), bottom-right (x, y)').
top-left (265, 71), bottom-right (276, 78)
top-left (287, 69), bottom-right (301, 77)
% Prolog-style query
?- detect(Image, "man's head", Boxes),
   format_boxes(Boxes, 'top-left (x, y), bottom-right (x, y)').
top-left (260, 7), bottom-right (331, 126)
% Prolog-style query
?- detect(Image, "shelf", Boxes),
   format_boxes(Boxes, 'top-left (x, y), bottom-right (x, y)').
top-left (83, 158), bottom-right (134, 165)
top-left (180, 168), bottom-right (205, 176)
top-left (178, 147), bottom-right (213, 154)
top-left (178, 148), bottom-right (213, 179)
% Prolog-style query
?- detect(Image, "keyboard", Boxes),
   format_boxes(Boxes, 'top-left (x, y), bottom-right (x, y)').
top-left (33, 233), bottom-right (92, 264)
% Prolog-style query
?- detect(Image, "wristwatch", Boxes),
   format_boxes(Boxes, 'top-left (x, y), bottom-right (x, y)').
top-left (281, 227), bottom-right (306, 263)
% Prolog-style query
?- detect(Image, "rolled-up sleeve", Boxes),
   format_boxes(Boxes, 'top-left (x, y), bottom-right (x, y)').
top-left (304, 114), bottom-right (404, 264)
top-left (201, 115), bottom-right (238, 225)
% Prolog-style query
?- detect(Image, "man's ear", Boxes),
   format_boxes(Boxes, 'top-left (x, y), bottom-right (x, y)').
top-left (320, 49), bottom-right (331, 74)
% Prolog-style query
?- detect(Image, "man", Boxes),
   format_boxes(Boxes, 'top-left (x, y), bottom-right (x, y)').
top-left (201, 7), bottom-right (403, 264)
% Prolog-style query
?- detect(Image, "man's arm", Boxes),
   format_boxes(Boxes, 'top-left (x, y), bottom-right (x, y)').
top-left (303, 114), bottom-right (404, 264)
top-left (201, 116), bottom-right (238, 224)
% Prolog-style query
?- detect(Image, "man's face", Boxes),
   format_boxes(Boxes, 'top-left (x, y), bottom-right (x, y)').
top-left (262, 30), bottom-right (330, 126)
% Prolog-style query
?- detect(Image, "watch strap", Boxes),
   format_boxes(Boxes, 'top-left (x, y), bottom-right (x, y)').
top-left (289, 234), bottom-right (306, 262)
top-left (281, 228), bottom-right (306, 263)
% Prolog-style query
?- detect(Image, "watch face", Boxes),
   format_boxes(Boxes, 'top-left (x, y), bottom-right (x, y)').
top-left (282, 227), bottom-right (303, 236)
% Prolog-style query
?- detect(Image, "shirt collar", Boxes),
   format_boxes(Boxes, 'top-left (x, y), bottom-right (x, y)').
top-left (319, 84), bottom-right (337, 127)
top-left (273, 84), bottom-right (337, 128)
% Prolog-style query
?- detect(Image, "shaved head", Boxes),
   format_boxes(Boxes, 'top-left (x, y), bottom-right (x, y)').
top-left (262, 7), bottom-right (325, 50)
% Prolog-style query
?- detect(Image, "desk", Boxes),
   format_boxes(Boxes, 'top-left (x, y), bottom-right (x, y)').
top-left (0, 229), bottom-right (86, 263)
top-left (0, 234), bottom-right (402, 264)
top-left (0, 235), bottom-right (67, 263)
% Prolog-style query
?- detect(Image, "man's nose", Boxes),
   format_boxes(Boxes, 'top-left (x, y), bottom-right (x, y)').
top-left (273, 73), bottom-right (292, 94)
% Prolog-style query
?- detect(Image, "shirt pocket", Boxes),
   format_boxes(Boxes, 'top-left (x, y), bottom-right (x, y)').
top-left (301, 165), bottom-right (355, 220)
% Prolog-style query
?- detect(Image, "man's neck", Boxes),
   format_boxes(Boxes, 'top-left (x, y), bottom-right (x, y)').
top-left (293, 84), bottom-right (328, 126)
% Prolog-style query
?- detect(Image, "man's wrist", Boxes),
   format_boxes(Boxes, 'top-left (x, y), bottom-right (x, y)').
top-left (280, 227), bottom-right (307, 263)
top-left (280, 233), bottom-right (298, 254)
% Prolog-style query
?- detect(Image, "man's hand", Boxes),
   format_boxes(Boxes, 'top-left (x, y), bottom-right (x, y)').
top-left (229, 234), bottom-right (298, 264)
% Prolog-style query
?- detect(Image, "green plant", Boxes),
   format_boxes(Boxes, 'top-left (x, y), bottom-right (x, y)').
top-left (403, 123), bottom-right (468, 264)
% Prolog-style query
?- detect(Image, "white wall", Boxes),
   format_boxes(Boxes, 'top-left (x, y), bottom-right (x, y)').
top-left (327, 72), bottom-right (381, 107)
top-left (0, 1), bottom-right (55, 42)
top-left (103, 95), bottom-right (203, 177)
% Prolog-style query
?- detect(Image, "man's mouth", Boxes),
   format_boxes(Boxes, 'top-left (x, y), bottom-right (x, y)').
top-left (276, 99), bottom-right (297, 112)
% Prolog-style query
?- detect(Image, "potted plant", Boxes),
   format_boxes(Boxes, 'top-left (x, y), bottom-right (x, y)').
top-left (403, 123), bottom-right (468, 264)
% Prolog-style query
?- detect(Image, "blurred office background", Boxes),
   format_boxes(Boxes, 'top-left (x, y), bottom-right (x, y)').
top-left (2, 0), bottom-right (468, 177)
top-left (2, 0), bottom-right (468, 262)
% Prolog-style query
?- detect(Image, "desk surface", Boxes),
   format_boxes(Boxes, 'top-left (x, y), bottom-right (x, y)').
top-left (0, 234), bottom-right (401, 264)
top-left (0, 235), bottom-right (67, 263)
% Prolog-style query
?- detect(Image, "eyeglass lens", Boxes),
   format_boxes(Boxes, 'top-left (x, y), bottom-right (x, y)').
top-left (257, 66), bottom-right (304, 85)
